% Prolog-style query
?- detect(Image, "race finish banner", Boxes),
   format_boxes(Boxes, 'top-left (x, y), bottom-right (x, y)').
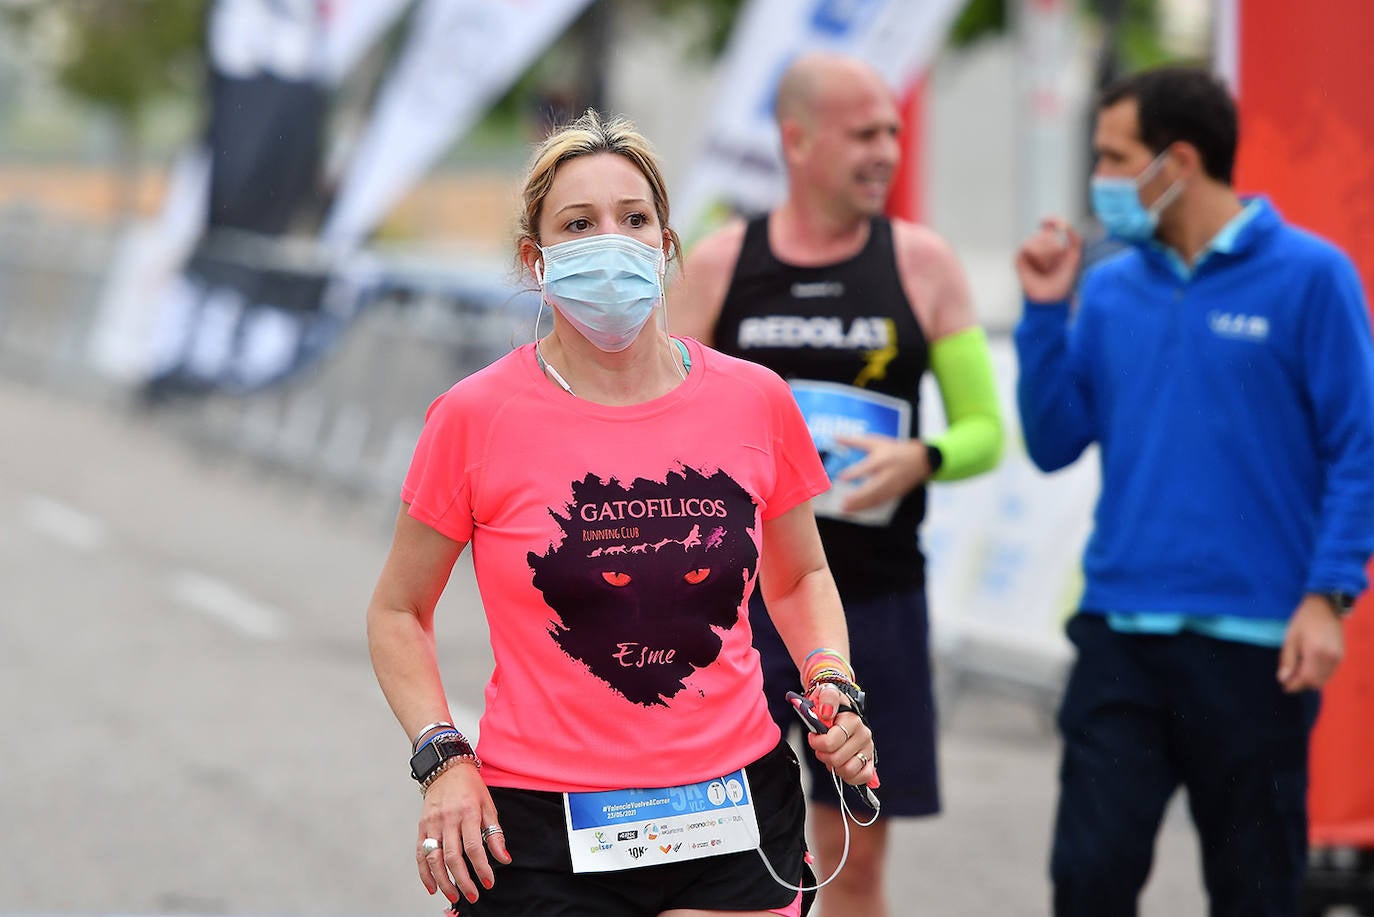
top-left (674, 0), bottom-right (966, 239)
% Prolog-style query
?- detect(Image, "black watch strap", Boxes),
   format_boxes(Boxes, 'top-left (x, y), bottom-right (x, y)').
top-left (410, 734), bottom-right (478, 782)
top-left (925, 442), bottom-right (944, 475)
top-left (1328, 592), bottom-right (1356, 618)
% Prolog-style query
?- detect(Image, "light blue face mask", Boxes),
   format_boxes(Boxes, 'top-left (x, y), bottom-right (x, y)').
top-left (537, 234), bottom-right (664, 353)
top-left (1090, 150), bottom-right (1183, 241)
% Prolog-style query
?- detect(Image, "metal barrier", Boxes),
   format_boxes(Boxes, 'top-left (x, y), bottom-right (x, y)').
top-left (0, 211), bottom-right (538, 517)
top-left (0, 211), bottom-right (114, 390)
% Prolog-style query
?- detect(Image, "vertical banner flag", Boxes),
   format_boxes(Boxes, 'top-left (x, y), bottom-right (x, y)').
top-left (104, 0), bottom-right (409, 395)
top-left (97, 0), bottom-right (589, 395)
top-left (321, 0), bottom-right (594, 249)
top-left (674, 0), bottom-right (966, 238)
top-left (1217, 0), bottom-right (1374, 849)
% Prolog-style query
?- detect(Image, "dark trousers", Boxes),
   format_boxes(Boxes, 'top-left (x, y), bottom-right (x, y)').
top-left (1051, 614), bottom-right (1321, 917)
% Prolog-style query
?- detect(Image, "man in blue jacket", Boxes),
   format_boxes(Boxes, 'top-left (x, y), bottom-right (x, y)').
top-left (1015, 66), bottom-right (1374, 917)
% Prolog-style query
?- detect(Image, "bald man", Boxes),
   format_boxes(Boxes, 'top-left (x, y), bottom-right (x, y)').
top-left (672, 53), bottom-right (1003, 915)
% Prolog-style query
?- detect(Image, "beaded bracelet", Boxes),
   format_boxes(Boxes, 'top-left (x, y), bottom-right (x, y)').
top-left (806, 672), bottom-right (858, 694)
top-left (419, 754), bottom-right (481, 796)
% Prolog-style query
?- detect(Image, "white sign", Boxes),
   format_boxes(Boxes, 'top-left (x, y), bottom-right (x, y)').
top-left (922, 336), bottom-right (1098, 672)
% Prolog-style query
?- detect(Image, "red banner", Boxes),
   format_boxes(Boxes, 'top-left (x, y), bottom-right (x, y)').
top-left (1234, 0), bottom-right (1374, 848)
top-left (884, 75), bottom-right (927, 223)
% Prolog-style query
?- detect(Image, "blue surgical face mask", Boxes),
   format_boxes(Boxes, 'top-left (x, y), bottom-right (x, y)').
top-left (1090, 150), bottom-right (1183, 241)
top-left (537, 234), bottom-right (664, 353)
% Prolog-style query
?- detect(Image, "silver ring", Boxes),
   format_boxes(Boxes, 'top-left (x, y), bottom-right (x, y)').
top-left (421, 837), bottom-right (441, 855)
top-left (855, 752), bottom-right (871, 767)
top-left (835, 722), bottom-right (852, 741)
top-left (481, 824), bottom-right (504, 841)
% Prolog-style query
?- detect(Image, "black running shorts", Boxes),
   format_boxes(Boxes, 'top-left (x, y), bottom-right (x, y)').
top-left (451, 739), bottom-right (814, 916)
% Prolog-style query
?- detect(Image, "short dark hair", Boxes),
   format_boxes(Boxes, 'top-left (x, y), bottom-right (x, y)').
top-left (1100, 67), bottom-right (1238, 184)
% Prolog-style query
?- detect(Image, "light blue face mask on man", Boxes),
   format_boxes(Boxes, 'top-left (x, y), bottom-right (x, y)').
top-left (537, 234), bottom-right (665, 353)
top-left (1090, 150), bottom-right (1183, 241)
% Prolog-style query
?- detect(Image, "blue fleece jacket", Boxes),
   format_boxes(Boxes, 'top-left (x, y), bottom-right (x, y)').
top-left (1015, 198), bottom-right (1374, 622)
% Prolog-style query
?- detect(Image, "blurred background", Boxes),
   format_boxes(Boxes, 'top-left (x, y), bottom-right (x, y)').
top-left (0, 1), bottom-right (1369, 915)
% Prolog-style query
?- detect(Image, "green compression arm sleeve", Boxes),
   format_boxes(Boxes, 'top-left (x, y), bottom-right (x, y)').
top-left (927, 326), bottom-right (1004, 482)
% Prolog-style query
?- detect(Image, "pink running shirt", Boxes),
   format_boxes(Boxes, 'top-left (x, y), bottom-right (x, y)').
top-left (402, 337), bottom-right (829, 792)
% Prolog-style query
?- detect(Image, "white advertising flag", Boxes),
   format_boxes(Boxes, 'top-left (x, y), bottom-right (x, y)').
top-left (322, 0), bottom-right (594, 248)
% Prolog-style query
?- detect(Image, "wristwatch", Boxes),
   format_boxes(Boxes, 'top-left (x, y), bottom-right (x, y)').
top-left (1326, 592), bottom-right (1356, 618)
top-left (409, 734), bottom-right (480, 783)
top-left (924, 442), bottom-right (944, 475)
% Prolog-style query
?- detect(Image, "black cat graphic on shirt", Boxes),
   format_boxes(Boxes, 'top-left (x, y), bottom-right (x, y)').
top-left (528, 466), bottom-right (759, 707)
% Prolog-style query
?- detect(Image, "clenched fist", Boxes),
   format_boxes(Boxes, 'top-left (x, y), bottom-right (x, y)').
top-left (1016, 217), bottom-right (1083, 304)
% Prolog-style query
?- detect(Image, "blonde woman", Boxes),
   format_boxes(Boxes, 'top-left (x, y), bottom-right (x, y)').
top-left (366, 110), bottom-right (878, 916)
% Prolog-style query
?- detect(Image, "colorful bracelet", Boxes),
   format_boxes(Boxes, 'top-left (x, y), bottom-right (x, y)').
top-left (802, 648), bottom-right (855, 688)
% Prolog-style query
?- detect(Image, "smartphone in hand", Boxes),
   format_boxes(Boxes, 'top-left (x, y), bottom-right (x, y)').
top-left (786, 691), bottom-right (828, 734)
top-left (785, 690), bottom-right (882, 812)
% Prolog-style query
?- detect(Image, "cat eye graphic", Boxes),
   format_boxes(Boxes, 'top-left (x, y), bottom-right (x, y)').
top-left (599, 568), bottom-right (711, 587)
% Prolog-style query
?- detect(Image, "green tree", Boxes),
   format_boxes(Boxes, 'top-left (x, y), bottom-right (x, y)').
top-left (949, 0), bottom-right (1007, 48)
top-left (952, 0), bottom-right (1173, 75)
top-left (3, 0), bottom-right (208, 219)
top-left (55, 1), bottom-right (207, 118)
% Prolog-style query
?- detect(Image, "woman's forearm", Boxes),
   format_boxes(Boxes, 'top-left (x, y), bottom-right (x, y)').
top-left (761, 566), bottom-right (849, 676)
top-left (367, 603), bottom-right (454, 745)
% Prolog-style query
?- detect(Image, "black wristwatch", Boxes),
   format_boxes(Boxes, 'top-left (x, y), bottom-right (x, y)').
top-left (410, 734), bottom-right (479, 782)
top-left (1326, 592), bottom-right (1356, 618)
top-left (925, 442), bottom-right (944, 476)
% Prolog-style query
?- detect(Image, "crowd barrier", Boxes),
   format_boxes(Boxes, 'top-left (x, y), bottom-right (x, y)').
top-left (0, 211), bottom-right (537, 509)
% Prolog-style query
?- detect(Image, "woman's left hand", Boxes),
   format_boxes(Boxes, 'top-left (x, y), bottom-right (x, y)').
top-left (804, 682), bottom-right (878, 788)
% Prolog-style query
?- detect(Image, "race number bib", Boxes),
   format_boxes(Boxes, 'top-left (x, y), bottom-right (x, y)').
top-left (789, 379), bottom-right (912, 526)
top-left (563, 770), bottom-right (760, 873)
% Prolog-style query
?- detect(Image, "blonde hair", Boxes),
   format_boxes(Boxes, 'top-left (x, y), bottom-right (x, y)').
top-left (517, 109), bottom-right (681, 269)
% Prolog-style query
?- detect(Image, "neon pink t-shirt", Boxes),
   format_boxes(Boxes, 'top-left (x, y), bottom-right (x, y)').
top-left (401, 337), bottom-right (829, 792)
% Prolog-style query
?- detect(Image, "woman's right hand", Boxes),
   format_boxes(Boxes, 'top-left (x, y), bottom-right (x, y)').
top-left (805, 682), bottom-right (877, 790)
top-left (415, 764), bottom-right (512, 906)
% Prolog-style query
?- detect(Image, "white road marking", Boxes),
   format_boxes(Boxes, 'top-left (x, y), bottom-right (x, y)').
top-left (168, 570), bottom-right (287, 640)
top-left (19, 494), bottom-right (108, 551)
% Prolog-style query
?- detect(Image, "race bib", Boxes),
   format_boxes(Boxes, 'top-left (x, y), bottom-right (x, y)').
top-left (564, 770), bottom-right (760, 873)
top-left (789, 379), bottom-right (912, 526)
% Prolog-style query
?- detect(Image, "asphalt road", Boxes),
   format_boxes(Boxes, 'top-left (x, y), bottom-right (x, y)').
top-left (0, 378), bottom-right (1211, 916)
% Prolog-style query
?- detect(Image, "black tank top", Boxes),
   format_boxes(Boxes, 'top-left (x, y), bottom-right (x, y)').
top-left (715, 216), bottom-right (929, 597)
